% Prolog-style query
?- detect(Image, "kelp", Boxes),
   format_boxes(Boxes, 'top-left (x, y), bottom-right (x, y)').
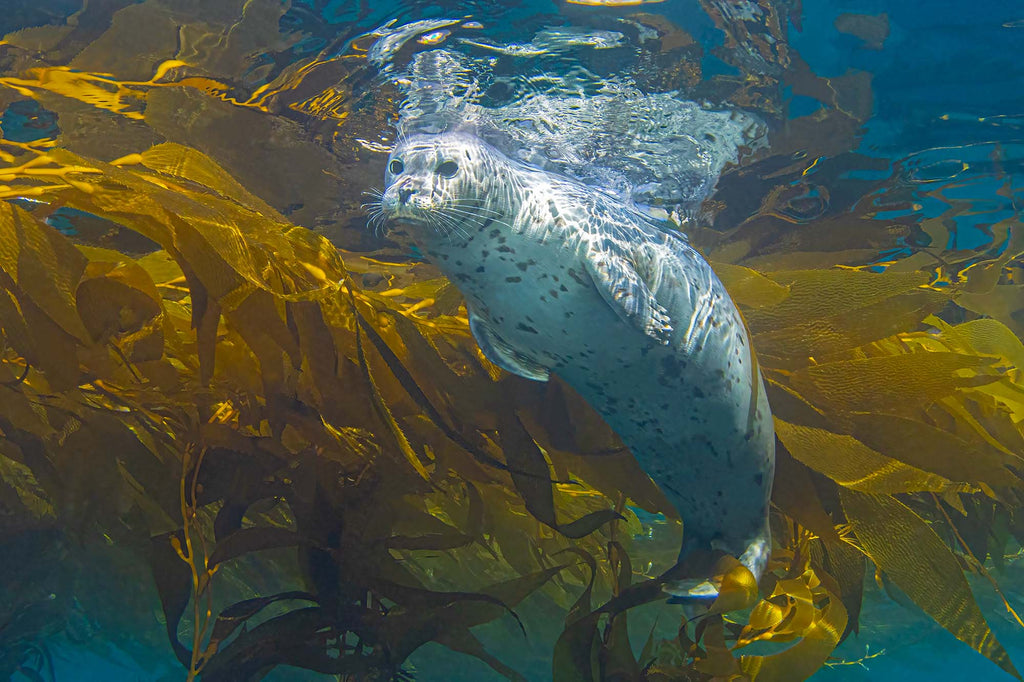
top-left (1, 2), bottom-right (1023, 681)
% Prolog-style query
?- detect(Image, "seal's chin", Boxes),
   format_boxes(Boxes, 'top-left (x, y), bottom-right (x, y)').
top-left (383, 207), bottom-right (431, 224)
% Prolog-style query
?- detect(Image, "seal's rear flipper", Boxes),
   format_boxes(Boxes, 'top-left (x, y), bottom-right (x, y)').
top-left (664, 578), bottom-right (720, 604)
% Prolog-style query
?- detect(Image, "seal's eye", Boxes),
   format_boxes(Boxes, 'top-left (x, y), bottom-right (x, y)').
top-left (389, 159), bottom-right (404, 175)
top-left (436, 161), bottom-right (459, 178)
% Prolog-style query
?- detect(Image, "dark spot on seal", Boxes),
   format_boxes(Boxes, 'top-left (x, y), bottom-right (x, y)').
top-left (497, 245), bottom-right (514, 253)
top-left (549, 289), bottom-right (559, 299)
top-left (567, 268), bottom-right (587, 286)
top-left (481, 250), bottom-right (490, 258)
top-left (476, 266), bottom-right (486, 273)
top-left (660, 356), bottom-right (686, 379)
top-left (489, 229), bottom-right (501, 238)
top-left (753, 473), bottom-right (763, 486)
top-left (692, 386), bottom-right (705, 399)
top-left (517, 262), bottom-right (529, 271)
top-left (506, 276), bottom-right (521, 283)
top-left (516, 322), bottom-right (538, 334)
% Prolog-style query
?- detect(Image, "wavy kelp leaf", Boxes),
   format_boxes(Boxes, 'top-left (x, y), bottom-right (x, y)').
top-left (380, 564), bottom-right (568, 664)
top-left (0, 287), bottom-right (35, 365)
top-left (694, 616), bottom-right (742, 677)
top-left (846, 412), bottom-right (1021, 492)
top-left (138, 143), bottom-right (283, 219)
top-left (841, 489), bottom-right (1021, 679)
top-left (740, 595), bottom-right (846, 682)
top-left (789, 351), bottom-right (997, 415)
top-left (500, 409), bottom-right (622, 539)
top-left (148, 530), bottom-right (192, 666)
top-left (354, 311), bottom-right (432, 481)
top-left (775, 419), bottom-right (969, 494)
top-left (435, 628), bottom-right (529, 682)
top-left (771, 450), bottom-right (840, 542)
top-left (934, 317), bottom-right (1024, 371)
top-left (206, 591), bottom-right (318, 656)
top-left (17, 294), bottom-right (83, 390)
top-left (37, 148), bottom-right (344, 303)
top-left (76, 260), bottom-right (165, 362)
top-left (813, 540), bottom-right (864, 641)
top-left (0, 203), bottom-right (90, 343)
top-left (0, 443), bottom-right (55, 520)
top-left (711, 261), bottom-right (790, 308)
top-left (753, 289), bottom-right (947, 362)
top-left (958, 284), bottom-right (1024, 338)
top-left (207, 527), bottom-right (313, 568)
top-left (958, 219), bottom-right (1023, 294)
top-left (743, 269), bottom-right (930, 334)
top-left (601, 542), bottom-right (641, 680)
top-left (553, 578), bottom-right (669, 682)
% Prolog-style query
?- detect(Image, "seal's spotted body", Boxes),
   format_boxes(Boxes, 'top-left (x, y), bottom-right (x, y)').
top-left (381, 133), bottom-right (774, 597)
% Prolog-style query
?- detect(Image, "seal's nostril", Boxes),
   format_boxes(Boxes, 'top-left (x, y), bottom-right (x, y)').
top-left (398, 187), bottom-right (414, 204)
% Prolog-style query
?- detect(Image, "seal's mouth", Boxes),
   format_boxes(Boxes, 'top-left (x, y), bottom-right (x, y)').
top-left (364, 181), bottom-right (506, 242)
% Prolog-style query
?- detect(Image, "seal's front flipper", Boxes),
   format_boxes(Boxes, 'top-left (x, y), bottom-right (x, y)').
top-left (583, 248), bottom-right (673, 344)
top-left (469, 311), bottom-right (550, 381)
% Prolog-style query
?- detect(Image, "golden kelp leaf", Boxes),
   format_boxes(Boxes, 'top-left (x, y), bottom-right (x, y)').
top-left (771, 450), bottom-right (840, 542)
top-left (0, 286), bottom-right (34, 363)
top-left (0, 67), bottom-right (148, 119)
top-left (135, 250), bottom-right (185, 287)
top-left (0, 203), bottom-right (90, 343)
top-left (740, 249), bottom-right (883, 272)
top-left (937, 317), bottom-right (1024, 371)
top-left (813, 540), bottom-right (864, 640)
top-left (789, 351), bottom-right (996, 415)
top-left (712, 261), bottom-right (790, 308)
top-left (840, 489), bottom-right (1021, 679)
top-left (706, 558), bottom-right (759, 615)
top-left (18, 294), bottom-right (83, 389)
top-left (958, 285), bottom-right (1024, 338)
top-left (138, 143), bottom-right (282, 219)
top-left (959, 219), bottom-right (1023, 294)
top-left (0, 442), bottom-right (55, 519)
top-left (76, 260), bottom-right (165, 361)
top-left (846, 412), bottom-right (1020, 492)
top-left (692, 615), bottom-right (742, 678)
top-left (740, 596), bottom-right (846, 682)
top-left (753, 289), bottom-right (947, 361)
top-left (354, 312), bottom-right (432, 481)
top-left (775, 419), bottom-right (969, 494)
top-left (743, 269), bottom-right (929, 334)
top-left (40, 148), bottom-right (341, 303)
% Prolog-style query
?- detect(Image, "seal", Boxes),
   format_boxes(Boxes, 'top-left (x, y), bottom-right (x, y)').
top-left (377, 132), bottom-right (775, 598)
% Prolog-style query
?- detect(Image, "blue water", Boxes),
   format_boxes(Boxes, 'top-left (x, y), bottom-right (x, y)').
top-left (2, 0), bottom-right (1022, 680)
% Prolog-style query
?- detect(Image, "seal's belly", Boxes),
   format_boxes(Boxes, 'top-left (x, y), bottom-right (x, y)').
top-left (456, 241), bottom-right (773, 544)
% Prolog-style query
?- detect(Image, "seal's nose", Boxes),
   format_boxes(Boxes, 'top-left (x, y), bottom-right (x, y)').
top-left (398, 187), bottom-right (414, 204)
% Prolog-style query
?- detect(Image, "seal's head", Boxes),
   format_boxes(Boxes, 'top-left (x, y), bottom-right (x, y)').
top-left (382, 133), bottom-right (502, 237)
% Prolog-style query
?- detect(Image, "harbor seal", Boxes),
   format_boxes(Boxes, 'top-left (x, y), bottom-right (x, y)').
top-left (377, 132), bottom-right (775, 598)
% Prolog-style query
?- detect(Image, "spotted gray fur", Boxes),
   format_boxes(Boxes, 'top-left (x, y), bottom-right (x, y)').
top-left (377, 133), bottom-right (775, 598)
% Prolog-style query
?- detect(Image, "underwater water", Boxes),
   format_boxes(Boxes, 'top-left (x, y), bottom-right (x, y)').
top-left (0, 0), bottom-right (1022, 681)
